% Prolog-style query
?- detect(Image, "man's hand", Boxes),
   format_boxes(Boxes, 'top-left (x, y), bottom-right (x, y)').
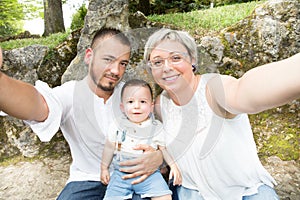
top-left (119, 144), bottom-right (163, 184)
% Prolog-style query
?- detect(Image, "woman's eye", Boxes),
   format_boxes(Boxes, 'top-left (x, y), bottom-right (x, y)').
top-left (153, 60), bottom-right (163, 67)
top-left (171, 55), bottom-right (182, 62)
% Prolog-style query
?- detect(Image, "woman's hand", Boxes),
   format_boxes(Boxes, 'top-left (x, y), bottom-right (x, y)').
top-left (119, 144), bottom-right (163, 184)
top-left (100, 168), bottom-right (110, 185)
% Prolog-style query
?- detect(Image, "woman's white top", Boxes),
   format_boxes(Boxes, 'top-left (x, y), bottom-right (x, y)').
top-left (160, 73), bottom-right (276, 200)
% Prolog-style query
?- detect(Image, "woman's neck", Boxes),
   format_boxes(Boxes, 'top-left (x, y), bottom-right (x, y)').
top-left (168, 75), bottom-right (200, 106)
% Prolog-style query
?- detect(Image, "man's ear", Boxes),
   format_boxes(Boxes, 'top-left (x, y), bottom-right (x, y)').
top-left (84, 48), bottom-right (93, 64)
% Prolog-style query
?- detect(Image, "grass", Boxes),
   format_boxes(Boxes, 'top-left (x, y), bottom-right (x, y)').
top-left (148, 0), bottom-right (266, 37)
top-left (0, 31), bottom-right (70, 50)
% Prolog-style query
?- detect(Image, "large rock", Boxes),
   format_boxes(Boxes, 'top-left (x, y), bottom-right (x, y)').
top-left (219, 0), bottom-right (300, 75)
top-left (61, 0), bottom-right (131, 83)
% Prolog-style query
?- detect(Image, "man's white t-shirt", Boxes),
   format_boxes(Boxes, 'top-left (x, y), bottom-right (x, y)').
top-left (25, 77), bottom-right (123, 183)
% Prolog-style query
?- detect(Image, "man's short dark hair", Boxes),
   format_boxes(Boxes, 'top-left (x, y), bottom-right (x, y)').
top-left (91, 28), bottom-right (131, 50)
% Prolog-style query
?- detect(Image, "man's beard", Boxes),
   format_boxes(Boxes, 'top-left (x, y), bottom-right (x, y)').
top-left (97, 81), bottom-right (114, 91)
top-left (90, 65), bottom-right (119, 92)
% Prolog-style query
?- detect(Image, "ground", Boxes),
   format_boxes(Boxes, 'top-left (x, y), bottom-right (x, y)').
top-left (0, 155), bottom-right (299, 199)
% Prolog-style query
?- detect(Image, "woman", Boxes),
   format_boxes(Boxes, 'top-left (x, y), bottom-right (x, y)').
top-left (143, 28), bottom-right (300, 200)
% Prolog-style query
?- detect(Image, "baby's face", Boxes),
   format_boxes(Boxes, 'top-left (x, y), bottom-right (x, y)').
top-left (120, 86), bottom-right (153, 124)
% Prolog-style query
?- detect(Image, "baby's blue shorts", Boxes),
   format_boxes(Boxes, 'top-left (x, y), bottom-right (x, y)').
top-left (104, 155), bottom-right (172, 199)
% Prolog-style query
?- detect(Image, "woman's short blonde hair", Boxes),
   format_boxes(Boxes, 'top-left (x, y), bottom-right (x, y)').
top-left (144, 28), bottom-right (198, 68)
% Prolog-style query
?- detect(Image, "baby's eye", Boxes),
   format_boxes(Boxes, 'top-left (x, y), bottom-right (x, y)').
top-left (127, 100), bottom-right (134, 104)
top-left (141, 100), bottom-right (147, 104)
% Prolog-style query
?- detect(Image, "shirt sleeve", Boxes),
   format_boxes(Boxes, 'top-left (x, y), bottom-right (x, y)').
top-left (152, 120), bottom-right (166, 147)
top-left (107, 122), bottom-right (118, 143)
top-left (24, 80), bottom-right (63, 142)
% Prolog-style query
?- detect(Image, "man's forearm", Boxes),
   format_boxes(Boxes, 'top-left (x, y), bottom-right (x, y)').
top-left (0, 72), bottom-right (48, 121)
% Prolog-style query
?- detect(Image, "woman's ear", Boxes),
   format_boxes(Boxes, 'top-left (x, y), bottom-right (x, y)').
top-left (84, 48), bottom-right (93, 64)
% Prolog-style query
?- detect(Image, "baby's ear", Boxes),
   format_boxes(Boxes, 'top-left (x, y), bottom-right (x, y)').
top-left (150, 101), bottom-right (154, 112)
top-left (120, 103), bottom-right (125, 112)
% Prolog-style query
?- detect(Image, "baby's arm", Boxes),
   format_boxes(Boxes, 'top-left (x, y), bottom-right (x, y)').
top-left (100, 139), bottom-right (115, 185)
top-left (159, 145), bottom-right (182, 185)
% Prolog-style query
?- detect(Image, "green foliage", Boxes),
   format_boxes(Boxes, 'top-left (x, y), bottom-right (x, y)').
top-left (0, 0), bottom-right (25, 36)
top-left (0, 32), bottom-right (70, 50)
top-left (0, 0), bottom-right (42, 36)
top-left (19, 0), bottom-right (43, 20)
top-left (70, 4), bottom-right (87, 31)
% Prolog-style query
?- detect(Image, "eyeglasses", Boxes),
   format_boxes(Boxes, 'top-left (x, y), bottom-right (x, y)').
top-left (148, 52), bottom-right (188, 69)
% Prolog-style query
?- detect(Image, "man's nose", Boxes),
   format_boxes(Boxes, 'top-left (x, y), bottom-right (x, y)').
top-left (109, 61), bottom-right (120, 75)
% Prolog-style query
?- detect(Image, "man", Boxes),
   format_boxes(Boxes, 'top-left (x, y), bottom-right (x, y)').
top-left (0, 28), bottom-right (163, 200)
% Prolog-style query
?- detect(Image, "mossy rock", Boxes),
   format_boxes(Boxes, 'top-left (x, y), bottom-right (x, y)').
top-left (250, 101), bottom-right (299, 161)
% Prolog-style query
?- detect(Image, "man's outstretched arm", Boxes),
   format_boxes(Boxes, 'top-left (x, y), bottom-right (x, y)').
top-left (0, 48), bottom-right (49, 121)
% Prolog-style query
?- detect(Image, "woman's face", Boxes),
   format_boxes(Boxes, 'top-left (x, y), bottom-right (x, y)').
top-left (149, 40), bottom-right (194, 92)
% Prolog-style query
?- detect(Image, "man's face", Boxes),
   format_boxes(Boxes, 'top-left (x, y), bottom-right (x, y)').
top-left (85, 37), bottom-right (130, 93)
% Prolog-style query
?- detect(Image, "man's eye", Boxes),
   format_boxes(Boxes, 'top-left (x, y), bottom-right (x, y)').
top-left (120, 62), bottom-right (128, 68)
top-left (103, 58), bottom-right (113, 63)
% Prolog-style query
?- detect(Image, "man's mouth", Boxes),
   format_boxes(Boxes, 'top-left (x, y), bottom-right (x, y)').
top-left (105, 74), bottom-right (119, 82)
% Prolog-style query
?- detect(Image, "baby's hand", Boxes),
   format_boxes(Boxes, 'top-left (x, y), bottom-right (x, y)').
top-left (100, 168), bottom-right (110, 185)
top-left (169, 164), bottom-right (182, 186)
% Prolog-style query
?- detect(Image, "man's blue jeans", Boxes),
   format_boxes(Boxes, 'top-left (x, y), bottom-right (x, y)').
top-left (56, 181), bottom-right (150, 200)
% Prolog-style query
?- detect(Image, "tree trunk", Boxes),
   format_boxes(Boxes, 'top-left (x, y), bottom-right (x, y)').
top-left (137, 0), bottom-right (150, 16)
top-left (43, 0), bottom-right (65, 36)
